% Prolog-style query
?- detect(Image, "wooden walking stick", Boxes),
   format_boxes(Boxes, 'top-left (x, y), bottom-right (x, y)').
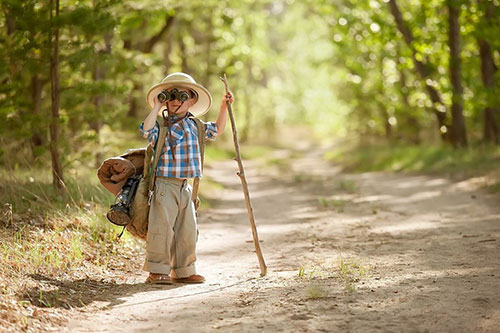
top-left (220, 74), bottom-right (267, 277)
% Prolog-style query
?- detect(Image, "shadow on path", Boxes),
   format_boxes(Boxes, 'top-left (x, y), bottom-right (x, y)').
top-left (24, 274), bottom-right (182, 309)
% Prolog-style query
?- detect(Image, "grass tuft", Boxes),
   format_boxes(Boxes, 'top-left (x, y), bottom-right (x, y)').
top-left (306, 284), bottom-right (324, 299)
top-left (337, 179), bottom-right (357, 193)
top-left (325, 143), bottom-right (500, 180)
top-left (337, 258), bottom-right (370, 292)
top-left (317, 197), bottom-right (347, 212)
top-left (0, 141), bottom-right (240, 331)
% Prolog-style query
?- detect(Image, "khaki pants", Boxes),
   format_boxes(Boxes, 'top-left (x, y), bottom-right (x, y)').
top-left (143, 177), bottom-right (197, 278)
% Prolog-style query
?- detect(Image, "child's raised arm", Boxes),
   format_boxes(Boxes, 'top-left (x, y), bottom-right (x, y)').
top-left (215, 91), bottom-right (234, 135)
top-left (143, 96), bottom-right (163, 131)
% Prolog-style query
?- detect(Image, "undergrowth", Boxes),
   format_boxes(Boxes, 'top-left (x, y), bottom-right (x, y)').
top-left (298, 257), bottom-right (370, 296)
top-left (0, 139), bottom-right (272, 331)
top-left (324, 143), bottom-right (499, 177)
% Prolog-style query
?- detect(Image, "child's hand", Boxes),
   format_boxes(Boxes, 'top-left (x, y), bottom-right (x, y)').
top-left (223, 91), bottom-right (234, 105)
top-left (153, 95), bottom-right (166, 110)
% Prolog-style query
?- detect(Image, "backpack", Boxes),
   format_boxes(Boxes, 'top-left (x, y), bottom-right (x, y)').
top-left (101, 116), bottom-right (206, 240)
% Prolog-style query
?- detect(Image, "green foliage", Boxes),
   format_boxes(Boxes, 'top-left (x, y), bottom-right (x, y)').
top-left (325, 142), bottom-right (500, 177)
top-left (0, 0), bottom-right (498, 189)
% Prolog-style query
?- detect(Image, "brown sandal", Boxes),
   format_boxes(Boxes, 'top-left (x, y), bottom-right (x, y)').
top-left (146, 273), bottom-right (172, 285)
top-left (172, 274), bottom-right (205, 284)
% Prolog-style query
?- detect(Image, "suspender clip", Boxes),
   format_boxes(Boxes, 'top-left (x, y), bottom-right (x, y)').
top-left (148, 190), bottom-right (154, 206)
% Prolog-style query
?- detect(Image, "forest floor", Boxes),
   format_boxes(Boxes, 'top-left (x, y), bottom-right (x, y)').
top-left (1, 140), bottom-right (497, 332)
top-left (58, 141), bottom-right (500, 333)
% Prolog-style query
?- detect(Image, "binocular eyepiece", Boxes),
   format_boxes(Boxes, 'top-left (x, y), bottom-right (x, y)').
top-left (158, 88), bottom-right (190, 104)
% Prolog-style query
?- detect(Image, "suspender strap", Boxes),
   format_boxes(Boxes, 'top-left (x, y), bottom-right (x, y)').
top-left (147, 118), bottom-right (168, 206)
top-left (145, 116), bottom-right (205, 210)
top-left (192, 118), bottom-right (206, 210)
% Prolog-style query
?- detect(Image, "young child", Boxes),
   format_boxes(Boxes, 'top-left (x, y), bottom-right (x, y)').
top-left (140, 72), bottom-right (233, 284)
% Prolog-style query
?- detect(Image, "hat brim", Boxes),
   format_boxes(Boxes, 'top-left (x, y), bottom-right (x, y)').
top-left (146, 80), bottom-right (212, 117)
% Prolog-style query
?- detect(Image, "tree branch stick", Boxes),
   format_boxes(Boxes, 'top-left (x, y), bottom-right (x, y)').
top-left (220, 74), bottom-right (267, 277)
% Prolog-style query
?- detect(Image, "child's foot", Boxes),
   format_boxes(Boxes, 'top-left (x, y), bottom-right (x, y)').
top-left (146, 273), bottom-right (172, 284)
top-left (172, 274), bottom-right (205, 284)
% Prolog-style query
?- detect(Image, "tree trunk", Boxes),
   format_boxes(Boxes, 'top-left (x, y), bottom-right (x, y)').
top-left (31, 74), bottom-right (44, 155)
top-left (90, 50), bottom-right (103, 133)
top-left (91, 32), bottom-right (112, 168)
top-left (388, 0), bottom-right (449, 142)
top-left (126, 15), bottom-right (175, 118)
top-left (163, 34), bottom-right (173, 71)
top-left (377, 57), bottom-right (392, 141)
top-left (400, 67), bottom-right (420, 144)
top-left (447, 1), bottom-right (467, 147)
top-left (49, 0), bottom-right (65, 192)
top-left (383, 110), bottom-right (392, 140)
top-left (3, 7), bottom-right (18, 81)
top-left (179, 34), bottom-right (189, 74)
top-left (143, 15), bottom-right (175, 53)
top-left (396, 42), bottom-right (420, 144)
top-left (241, 17), bottom-right (257, 143)
top-left (201, 11), bottom-right (213, 90)
top-left (240, 53), bottom-right (253, 143)
top-left (127, 82), bottom-right (139, 118)
top-left (477, 0), bottom-right (500, 144)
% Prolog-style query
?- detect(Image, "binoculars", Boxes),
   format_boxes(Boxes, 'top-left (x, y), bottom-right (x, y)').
top-left (158, 88), bottom-right (190, 103)
top-left (106, 176), bottom-right (140, 226)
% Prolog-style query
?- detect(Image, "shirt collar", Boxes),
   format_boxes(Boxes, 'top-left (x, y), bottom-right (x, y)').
top-left (164, 112), bottom-right (192, 124)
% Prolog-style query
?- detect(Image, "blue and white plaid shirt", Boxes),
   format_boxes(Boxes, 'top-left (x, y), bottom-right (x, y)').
top-left (139, 116), bottom-right (217, 179)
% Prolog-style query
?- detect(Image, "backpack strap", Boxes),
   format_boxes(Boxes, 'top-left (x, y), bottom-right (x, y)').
top-left (191, 117), bottom-right (206, 210)
top-left (147, 117), bottom-right (168, 205)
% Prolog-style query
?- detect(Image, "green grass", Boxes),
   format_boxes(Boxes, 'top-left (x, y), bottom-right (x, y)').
top-left (325, 143), bottom-right (500, 177)
top-left (242, 145), bottom-right (276, 160)
top-left (204, 143), bottom-right (275, 164)
top-left (337, 179), bottom-right (357, 193)
top-left (306, 284), bottom-right (324, 299)
top-left (297, 258), bottom-right (370, 294)
top-left (0, 140), bottom-right (143, 330)
top-left (338, 258), bottom-right (370, 293)
top-left (204, 145), bottom-right (235, 163)
top-left (0, 129), bottom-right (276, 331)
top-left (266, 157), bottom-right (291, 171)
top-left (0, 166), bottom-right (113, 217)
top-left (298, 266), bottom-right (317, 279)
top-left (317, 197), bottom-right (348, 212)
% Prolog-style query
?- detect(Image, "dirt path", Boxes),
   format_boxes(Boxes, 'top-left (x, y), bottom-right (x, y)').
top-left (66, 145), bottom-right (500, 332)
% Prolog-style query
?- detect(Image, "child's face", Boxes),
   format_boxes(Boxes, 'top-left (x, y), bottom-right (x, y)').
top-left (165, 87), bottom-right (196, 117)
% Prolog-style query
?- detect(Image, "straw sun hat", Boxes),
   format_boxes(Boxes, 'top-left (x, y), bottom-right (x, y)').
top-left (146, 72), bottom-right (212, 117)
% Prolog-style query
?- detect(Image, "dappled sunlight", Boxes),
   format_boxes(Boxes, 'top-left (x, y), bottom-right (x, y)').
top-left (284, 205), bottom-right (327, 220)
top-left (352, 194), bottom-right (394, 203)
top-left (423, 178), bottom-right (449, 187)
top-left (370, 217), bottom-right (440, 234)
top-left (63, 143), bottom-right (498, 333)
top-left (247, 187), bottom-right (294, 199)
top-left (2, 0), bottom-right (499, 330)
top-left (363, 266), bottom-right (497, 290)
top-left (452, 175), bottom-right (500, 193)
top-left (392, 177), bottom-right (449, 189)
top-left (441, 214), bottom-right (500, 225)
top-left (391, 190), bottom-right (442, 204)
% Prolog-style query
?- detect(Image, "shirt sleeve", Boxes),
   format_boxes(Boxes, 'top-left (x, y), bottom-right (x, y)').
top-left (139, 122), bottom-right (159, 144)
top-left (204, 121), bottom-right (218, 141)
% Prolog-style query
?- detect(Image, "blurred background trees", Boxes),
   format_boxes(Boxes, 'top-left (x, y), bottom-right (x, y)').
top-left (0, 0), bottom-right (498, 189)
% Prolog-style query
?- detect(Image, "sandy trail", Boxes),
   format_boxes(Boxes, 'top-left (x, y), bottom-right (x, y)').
top-left (66, 146), bottom-right (500, 332)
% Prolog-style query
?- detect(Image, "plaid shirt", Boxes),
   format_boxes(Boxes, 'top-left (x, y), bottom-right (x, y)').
top-left (139, 116), bottom-right (217, 178)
